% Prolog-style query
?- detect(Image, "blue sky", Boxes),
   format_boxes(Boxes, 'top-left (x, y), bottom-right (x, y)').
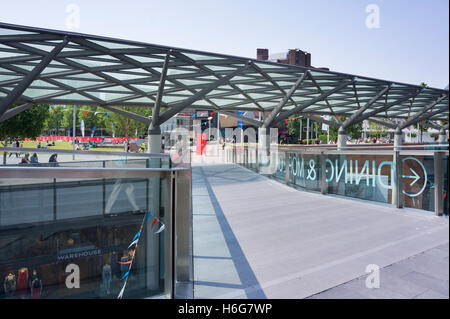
top-left (1, 0), bottom-right (448, 89)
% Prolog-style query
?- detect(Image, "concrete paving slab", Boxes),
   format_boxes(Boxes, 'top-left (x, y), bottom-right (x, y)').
top-left (192, 163), bottom-right (449, 299)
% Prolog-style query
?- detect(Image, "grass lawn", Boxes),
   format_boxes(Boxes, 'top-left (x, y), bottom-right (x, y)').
top-left (19, 141), bottom-right (123, 152)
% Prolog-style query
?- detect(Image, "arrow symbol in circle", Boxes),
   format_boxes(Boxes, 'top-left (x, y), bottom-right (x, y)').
top-left (402, 168), bottom-right (420, 186)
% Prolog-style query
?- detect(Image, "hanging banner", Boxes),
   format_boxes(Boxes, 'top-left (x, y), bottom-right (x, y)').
top-left (117, 212), bottom-right (165, 299)
top-left (322, 115), bottom-right (330, 131)
top-left (81, 119), bottom-right (85, 137)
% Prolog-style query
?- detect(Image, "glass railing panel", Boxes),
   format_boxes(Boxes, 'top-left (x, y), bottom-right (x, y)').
top-left (0, 171), bottom-right (170, 299)
top-left (0, 178), bottom-right (55, 226)
top-left (272, 151), bottom-right (286, 181)
top-left (325, 153), bottom-right (394, 205)
top-left (444, 155), bottom-right (449, 216)
top-left (287, 152), bottom-right (322, 192)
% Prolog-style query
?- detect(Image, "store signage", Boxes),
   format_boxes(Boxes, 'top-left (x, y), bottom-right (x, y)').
top-left (278, 155), bottom-right (427, 198)
top-left (196, 110), bottom-right (209, 118)
top-left (57, 245), bottom-right (102, 262)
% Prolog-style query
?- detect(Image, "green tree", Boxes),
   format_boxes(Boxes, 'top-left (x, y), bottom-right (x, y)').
top-left (45, 105), bottom-right (65, 134)
top-left (100, 107), bottom-right (151, 138)
top-left (0, 104), bottom-right (50, 164)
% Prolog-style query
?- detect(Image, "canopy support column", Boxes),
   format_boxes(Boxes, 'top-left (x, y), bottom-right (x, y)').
top-left (148, 51), bottom-right (171, 154)
top-left (394, 127), bottom-right (403, 150)
top-left (438, 125), bottom-right (448, 143)
top-left (337, 126), bottom-right (347, 150)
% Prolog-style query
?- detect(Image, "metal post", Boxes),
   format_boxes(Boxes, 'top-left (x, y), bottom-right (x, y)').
top-left (285, 153), bottom-right (290, 185)
top-left (217, 111), bottom-right (221, 146)
top-left (174, 169), bottom-right (193, 285)
top-left (434, 151), bottom-right (444, 216)
top-left (72, 105), bottom-right (76, 161)
top-left (394, 128), bottom-right (403, 150)
top-left (320, 152), bottom-right (327, 194)
top-left (392, 150), bottom-right (403, 208)
top-left (299, 117), bottom-right (302, 143)
top-left (337, 127), bottom-right (347, 150)
top-left (327, 122), bottom-right (330, 145)
top-left (307, 118), bottom-right (310, 145)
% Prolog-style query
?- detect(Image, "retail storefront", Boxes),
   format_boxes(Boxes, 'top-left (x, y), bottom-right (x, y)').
top-left (0, 213), bottom-right (165, 299)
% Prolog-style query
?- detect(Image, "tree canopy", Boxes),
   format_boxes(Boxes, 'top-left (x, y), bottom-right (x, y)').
top-left (0, 104), bottom-right (50, 143)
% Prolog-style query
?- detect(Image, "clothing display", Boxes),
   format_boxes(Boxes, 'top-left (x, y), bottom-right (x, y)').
top-left (31, 278), bottom-right (42, 299)
top-left (4, 273), bottom-right (16, 297)
top-left (29, 270), bottom-right (42, 299)
top-left (110, 253), bottom-right (119, 279)
top-left (102, 264), bottom-right (112, 295)
top-left (17, 268), bottom-right (28, 295)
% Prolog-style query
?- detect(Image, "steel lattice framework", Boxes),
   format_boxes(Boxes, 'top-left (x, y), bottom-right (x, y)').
top-left (0, 22), bottom-right (448, 130)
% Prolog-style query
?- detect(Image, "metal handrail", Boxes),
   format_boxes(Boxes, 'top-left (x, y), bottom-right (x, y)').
top-left (0, 147), bottom-right (170, 158)
top-left (0, 166), bottom-right (188, 179)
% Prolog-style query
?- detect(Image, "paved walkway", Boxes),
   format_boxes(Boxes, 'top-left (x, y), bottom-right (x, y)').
top-left (192, 163), bottom-right (449, 299)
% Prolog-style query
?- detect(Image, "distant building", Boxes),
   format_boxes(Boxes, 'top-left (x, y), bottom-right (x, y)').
top-left (256, 48), bottom-right (329, 71)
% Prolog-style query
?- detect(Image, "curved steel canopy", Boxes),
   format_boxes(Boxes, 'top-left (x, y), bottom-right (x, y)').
top-left (0, 22), bottom-right (448, 129)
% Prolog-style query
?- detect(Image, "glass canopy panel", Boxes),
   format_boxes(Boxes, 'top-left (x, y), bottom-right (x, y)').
top-left (206, 88), bottom-right (235, 96)
top-left (48, 93), bottom-right (92, 101)
top-left (125, 55), bottom-right (165, 64)
top-left (167, 68), bottom-right (200, 76)
top-left (103, 72), bottom-right (151, 81)
top-left (40, 66), bottom-right (70, 74)
top-left (0, 51), bottom-right (28, 58)
top-left (61, 46), bottom-right (86, 52)
top-left (206, 65), bottom-right (239, 71)
top-left (23, 43), bottom-right (59, 52)
top-left (167, 90), bottom-right (194, 97)
top-left (52, 78), bottom-right (101, 89)
top-left (234, 84), bottom-right (265, 90)
top-left (0, 74), bottom-right (22, 82)
top-left (162, 96), bottom-right (189, 104)
top-left (96, 85), bottom-right (134, 93)
top-left (247, 93), bottom-right (279, 99)
top-left (208, 98), bottom-right (239, 107)
top-left (232, 103), bottom-right (258, 109)
top-left (183, 53), bottom-right (227, 61)
top-left (126, 97), bottom-right (155, 104)
top-left (218, 94), bottom-right (247, 100)
top-left (67, 58), bottom-right (123, 68)
top-left (267, 72), bottom-right (299, 79)
top-left (254, 62), bottom-right (290, 70)
top-left (194, 76), bottom-right (219, 80)
top-left (30, 80), bottom-right (61, 88)
top-left (177, 79), bottom-right (213, 86)
top-left (129, 84), bottom-right (158, 93)
top-left (23, 88), bottom-right (64, 98)
top-left (0, 29), bottom-right (36, 36)
top-left (89, 40), bottom-right (147, 50)
top-left (96, 92), bottom-right (139, 102)
top-left (258, 102), bottom-right (277, 108)
top-left (231, 76), bottom-right (258, 81)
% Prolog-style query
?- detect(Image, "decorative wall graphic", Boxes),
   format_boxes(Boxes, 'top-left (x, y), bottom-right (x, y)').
top-left (401, 157), bottom-right (427, 197)
top-left (282, 154), bottom-right (429, 198)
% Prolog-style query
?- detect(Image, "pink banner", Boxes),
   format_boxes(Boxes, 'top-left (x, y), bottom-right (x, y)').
top-left (30, 136), bottom-right (139, 143)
